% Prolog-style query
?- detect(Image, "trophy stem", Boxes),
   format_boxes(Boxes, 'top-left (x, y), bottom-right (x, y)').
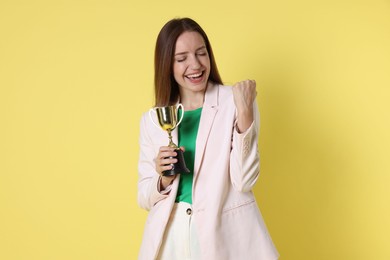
top-left (167, 130), bottom-right (177, 148)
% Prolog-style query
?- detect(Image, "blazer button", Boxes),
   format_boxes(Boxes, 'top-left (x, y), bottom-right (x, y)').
top-left (186, 208), bottom-right (192, 215)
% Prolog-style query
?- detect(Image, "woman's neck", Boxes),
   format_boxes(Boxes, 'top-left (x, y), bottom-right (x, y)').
top-left (179, 91), bottom-right (205, 110)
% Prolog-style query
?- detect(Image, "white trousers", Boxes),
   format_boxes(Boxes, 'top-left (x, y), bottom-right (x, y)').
top-left (157, 202), bottom-right (201, 260)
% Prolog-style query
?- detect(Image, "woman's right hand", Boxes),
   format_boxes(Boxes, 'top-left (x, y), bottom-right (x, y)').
top-left (156, 146), bottom-right (178, 189)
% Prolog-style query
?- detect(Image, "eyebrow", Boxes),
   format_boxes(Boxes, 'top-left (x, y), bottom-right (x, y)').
top-left (174, 46), bottom-right (207, 56)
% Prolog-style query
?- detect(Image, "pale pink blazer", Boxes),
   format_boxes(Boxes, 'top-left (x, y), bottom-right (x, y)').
top-left (137, 83), bottom-right (279, 260)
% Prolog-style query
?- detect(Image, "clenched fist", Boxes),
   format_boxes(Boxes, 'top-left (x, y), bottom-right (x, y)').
top-left (156, 146), bottom-right (184, 190)
top-left (232, 80), bottom-right (257, 133)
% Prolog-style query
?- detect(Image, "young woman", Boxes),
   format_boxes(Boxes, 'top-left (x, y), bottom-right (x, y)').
top-left (137, 17), bottom-right (279, 260)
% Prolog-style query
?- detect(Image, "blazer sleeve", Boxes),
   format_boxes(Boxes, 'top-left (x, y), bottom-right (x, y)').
top-left (137, 113), bottom-right (170, 211)
top-left (229, 102), bottom-right (261, 192)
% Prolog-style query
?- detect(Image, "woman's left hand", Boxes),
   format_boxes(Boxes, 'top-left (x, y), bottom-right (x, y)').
top-left (232, 79), bottom-right (257, 133)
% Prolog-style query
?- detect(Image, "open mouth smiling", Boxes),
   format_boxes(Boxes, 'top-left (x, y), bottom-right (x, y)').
top-left (186, 71), bottom-right (204, 79)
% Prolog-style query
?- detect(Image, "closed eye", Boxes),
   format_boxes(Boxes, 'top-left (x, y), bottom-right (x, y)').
top-left (175, 56), bottom-right (186, 62)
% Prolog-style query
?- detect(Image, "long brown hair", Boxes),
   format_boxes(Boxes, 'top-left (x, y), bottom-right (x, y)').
top-left (154, 17), bottom-right (223, 106)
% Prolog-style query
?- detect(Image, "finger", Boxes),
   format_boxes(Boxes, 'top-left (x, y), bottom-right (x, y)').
top-left (159, 151), bottom-right (177, 160)
top-left (233, 79), bottom-right (255, 88)
top-left (159, 146), bottom-right (176, 153)
top-left (249, 80), bottom-right (256, 89)
top-left (160, 164), bottom-right (174, 172)
top-left (160, 157), bottom-right (178, 166)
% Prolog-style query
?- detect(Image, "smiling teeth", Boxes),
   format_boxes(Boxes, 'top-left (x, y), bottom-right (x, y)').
top-left (187, 72), bottom-right (202, 78)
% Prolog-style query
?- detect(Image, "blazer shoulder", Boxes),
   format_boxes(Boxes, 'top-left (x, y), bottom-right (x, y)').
top-left (218, 84), bottom-right (233, 94)
top-left (216, 84), bottom-right (234, 105)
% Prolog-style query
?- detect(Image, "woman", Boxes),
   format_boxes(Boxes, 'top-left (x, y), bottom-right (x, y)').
top-left (138, 17), bottom-right (279, 260)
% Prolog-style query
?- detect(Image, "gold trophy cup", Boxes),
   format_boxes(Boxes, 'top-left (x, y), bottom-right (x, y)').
top-left (149, 104), bottom-right (190, 176)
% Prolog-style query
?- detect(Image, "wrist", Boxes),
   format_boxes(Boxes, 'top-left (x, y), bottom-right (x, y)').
top-left (160, 176), bottom-right (174, 190)
top-left (236, 111), bottom-right (254, 133)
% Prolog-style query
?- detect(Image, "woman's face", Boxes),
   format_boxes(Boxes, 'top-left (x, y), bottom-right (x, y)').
top-left (173, 31), bottom-right (211, 95)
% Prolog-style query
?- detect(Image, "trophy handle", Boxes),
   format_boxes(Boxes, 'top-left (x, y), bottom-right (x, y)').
top-left (176, 103), bottom-right (184, 127)
top-left (148, 108), bottom-right (160, 129)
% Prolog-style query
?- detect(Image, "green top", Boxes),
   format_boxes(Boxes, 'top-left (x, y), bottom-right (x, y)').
top-left (175, 107), bottom-right (202, 204)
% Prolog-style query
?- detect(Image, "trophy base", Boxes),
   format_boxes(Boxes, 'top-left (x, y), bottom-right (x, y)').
top-left (162, 148), bottom-right (190, 176)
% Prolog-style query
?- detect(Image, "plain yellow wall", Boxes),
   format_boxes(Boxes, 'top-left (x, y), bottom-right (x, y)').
top-left (1, 0), bottom-right (389, 259)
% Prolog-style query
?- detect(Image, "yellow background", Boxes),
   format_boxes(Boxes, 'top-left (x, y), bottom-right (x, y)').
top-left (1, 0), bottom-right (389, 259)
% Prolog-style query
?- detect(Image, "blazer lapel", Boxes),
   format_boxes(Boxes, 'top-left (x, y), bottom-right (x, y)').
top-left (193, 83), bottom-right (219, 179)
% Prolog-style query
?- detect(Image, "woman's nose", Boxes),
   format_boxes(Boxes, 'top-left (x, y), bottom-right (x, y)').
top-left (189, 55), bottom-right (201, 69)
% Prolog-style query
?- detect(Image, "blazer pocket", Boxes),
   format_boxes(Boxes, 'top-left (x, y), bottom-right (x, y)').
top-left (222, 199), bottom-right (255, 215)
